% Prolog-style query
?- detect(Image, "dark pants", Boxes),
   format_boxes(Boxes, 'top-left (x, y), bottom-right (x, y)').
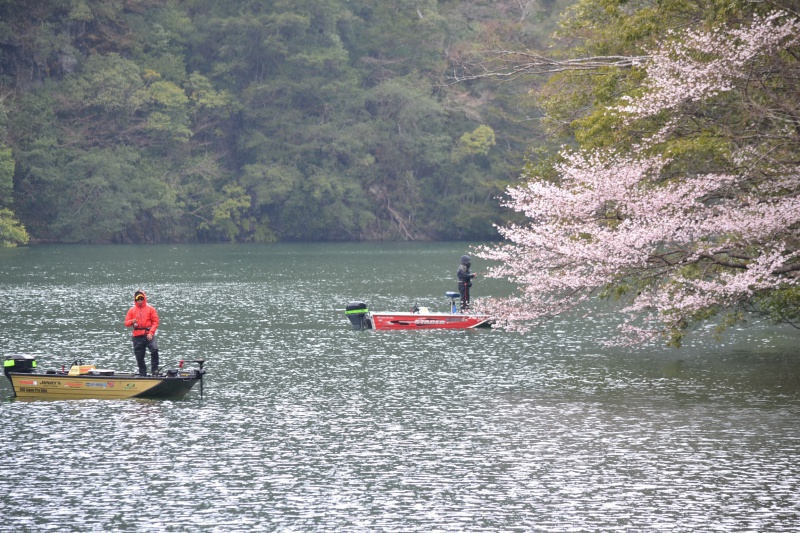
top-left (458, 282), bottom-right (471, 311)
top-left (133, 335), bottom-right (159, 376)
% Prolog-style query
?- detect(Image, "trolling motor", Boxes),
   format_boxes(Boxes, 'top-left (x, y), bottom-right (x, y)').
top-left (192, 359), bottom-right (206, 399)
top-left (345, 301), bottom-right (371, 330)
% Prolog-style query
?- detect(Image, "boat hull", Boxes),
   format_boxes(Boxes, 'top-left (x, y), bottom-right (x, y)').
top-left (6, 371), bottom-right (201, 400)
top-left (369, 312), bottom-right (492, 331)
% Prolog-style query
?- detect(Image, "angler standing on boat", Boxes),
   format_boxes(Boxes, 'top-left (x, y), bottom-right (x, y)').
top-left (124, 290), bottom-right (160, 376)
top-left (457, 254), bottom-right (477, 312)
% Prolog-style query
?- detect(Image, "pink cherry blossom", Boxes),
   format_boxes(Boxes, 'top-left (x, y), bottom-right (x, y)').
top-left (478, 11), bottom-right (800, 344)
top-left (619, 11), bottom-right (800, 120)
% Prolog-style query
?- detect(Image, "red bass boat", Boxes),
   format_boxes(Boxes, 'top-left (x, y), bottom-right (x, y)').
top-left (345, 292), bottom-right (492, 331)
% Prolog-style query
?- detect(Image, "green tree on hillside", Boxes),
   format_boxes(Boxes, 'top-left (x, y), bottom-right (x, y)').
top-left (0, 99), bottom-right (28, 246)
top-left (0, 148), bottom-right (28, 246)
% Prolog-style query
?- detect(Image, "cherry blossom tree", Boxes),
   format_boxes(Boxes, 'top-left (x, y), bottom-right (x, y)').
top-left (478, 10), bottom-right (800, 345)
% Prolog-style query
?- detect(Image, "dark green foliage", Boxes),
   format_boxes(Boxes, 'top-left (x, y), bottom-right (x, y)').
top-left (0, 0), bottom-right (564, 243)
top-left (757, 288), bottom-right (800, 328)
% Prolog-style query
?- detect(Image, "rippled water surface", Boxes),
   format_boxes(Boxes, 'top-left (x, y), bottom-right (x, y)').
top-left (2, 243), bottom-right (800, 532)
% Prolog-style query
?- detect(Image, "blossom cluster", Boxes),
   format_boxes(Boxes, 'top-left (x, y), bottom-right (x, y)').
top-left (479, 10), bottom-right (800, 343)
top-left (619, 11), bottom-right (800, 119)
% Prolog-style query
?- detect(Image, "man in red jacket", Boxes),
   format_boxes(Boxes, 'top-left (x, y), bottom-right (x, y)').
top-left (124, 290), bottom-right (160, 376)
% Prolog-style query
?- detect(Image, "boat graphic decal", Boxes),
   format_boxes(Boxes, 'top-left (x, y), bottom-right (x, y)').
top-left (20, 387), bottom-right (47, 394)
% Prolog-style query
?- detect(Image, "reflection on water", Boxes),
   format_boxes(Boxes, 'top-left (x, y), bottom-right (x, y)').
top-left (1, 244), bottom-right (800, 531)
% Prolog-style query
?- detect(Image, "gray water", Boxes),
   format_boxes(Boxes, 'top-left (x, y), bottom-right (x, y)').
top-left (1, 243), bottom-right (799, 532)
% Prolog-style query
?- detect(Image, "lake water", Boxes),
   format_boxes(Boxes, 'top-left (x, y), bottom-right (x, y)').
top-left (1, 243), bottom-right (799, 532)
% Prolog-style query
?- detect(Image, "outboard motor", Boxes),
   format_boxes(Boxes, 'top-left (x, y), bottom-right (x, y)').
top-left (345, 301), bottom-right (371, 330)
top-left (3, 354), bottom-right (37, 381)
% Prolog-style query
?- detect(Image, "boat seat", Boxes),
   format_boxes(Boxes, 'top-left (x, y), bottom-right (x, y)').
top-left (68, 364), bottom-right (96, 376)
top-left (445, 291), bottom-right (460, 299)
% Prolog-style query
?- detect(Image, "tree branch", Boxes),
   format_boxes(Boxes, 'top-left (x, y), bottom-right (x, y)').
top-left (446, 50), bottom-right (651, 84)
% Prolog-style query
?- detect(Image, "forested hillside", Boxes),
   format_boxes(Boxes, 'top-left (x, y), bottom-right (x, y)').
top-left (0, 0), bottom-right (568, 244)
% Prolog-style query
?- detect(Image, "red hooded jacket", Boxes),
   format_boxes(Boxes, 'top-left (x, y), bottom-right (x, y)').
top-left (124, 291), bottom-right (159, 337)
